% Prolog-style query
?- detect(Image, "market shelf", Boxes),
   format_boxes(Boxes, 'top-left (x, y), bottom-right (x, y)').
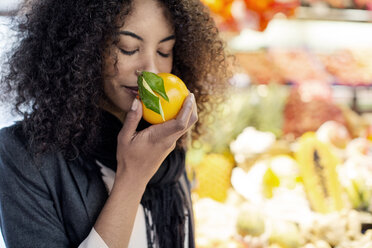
top-left (297, 6), bottom-right (372, 22)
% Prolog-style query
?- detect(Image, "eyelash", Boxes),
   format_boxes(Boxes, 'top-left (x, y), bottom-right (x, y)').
top-left (158, 51), bottom-right (171, 58)
top-left (119, 48), bottom-right (170, 58)
top-left (119, 48), bottom-right (138, 56)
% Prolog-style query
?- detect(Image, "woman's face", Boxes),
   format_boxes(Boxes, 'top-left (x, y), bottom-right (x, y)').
top-left (103, 0), bottom-right (175, 116)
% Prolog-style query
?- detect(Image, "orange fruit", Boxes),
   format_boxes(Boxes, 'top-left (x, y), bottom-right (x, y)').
top-left (142, 73), bottom-right (189, 124)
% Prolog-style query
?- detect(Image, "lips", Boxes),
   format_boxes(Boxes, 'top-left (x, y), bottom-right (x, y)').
top-left (122, 85), bottom-right (139, 96)
top-left (124, 86), bottom-right (139, 91)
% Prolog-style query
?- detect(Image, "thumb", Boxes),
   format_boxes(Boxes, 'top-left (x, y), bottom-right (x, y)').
top-left (120, 98), bottom-right (142, 141)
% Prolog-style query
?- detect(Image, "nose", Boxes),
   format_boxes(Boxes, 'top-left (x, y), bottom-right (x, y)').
top-left (136, 52), bottom-right (159, 76)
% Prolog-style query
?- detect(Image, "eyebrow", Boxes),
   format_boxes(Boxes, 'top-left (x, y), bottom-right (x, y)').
top-left (159, 35), bottom-right (176, 43)
top-left (119, 31), bottom-right (143, 41)
top-left (119, 31), bottom-right (175, 43)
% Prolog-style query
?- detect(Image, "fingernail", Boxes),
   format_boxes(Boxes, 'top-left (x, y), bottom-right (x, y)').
top-left (188, 95), bottom-right (193, 106)
top-left (131, 98), bottom-right (138, 111)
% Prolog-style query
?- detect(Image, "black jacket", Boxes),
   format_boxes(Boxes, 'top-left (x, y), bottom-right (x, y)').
top-left (0, 124), bottom-right (194, 248)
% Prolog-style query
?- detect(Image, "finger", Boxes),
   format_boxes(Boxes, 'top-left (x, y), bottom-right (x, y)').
top-left (176, 93), bottom-right (194, 125)
top-left (186, 97), bottom-right (198, 129)
top-left (119, 98), bottom-right (143, 142)
top-left (149, 93), bottom-right (194, 140)
top-left (169, 93), bottom-right (194, 133)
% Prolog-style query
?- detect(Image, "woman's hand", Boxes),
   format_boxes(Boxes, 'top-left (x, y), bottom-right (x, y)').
top-left (94, 93), bottom-right (197, 248)
top-left (116, 93), bottom-right (198, 186)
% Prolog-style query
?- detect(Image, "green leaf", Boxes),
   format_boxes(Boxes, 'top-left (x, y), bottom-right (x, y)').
top-left (138, 76), bottom-right (161, 115)
top-left (142, 71), bottom-right (169, 102)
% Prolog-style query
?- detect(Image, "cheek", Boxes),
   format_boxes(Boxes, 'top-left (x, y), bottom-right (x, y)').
top-left (159, 58), bottom-right (173, 73)
top-left (103, 79), bottom-right (120, 106)
top-left (104, 60), bottom-right (134, 90)
top-left (103, 79), bottom-right (133, 113)
top-left (104, 50), bottom-right (132, 80)
top-left (103, 79), bottom-right (116, 97)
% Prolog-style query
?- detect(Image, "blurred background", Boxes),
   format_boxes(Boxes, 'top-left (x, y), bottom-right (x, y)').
top-left (0, 0), bottom-right (21, 129)
top-left (0, 1), bottom-right (21, 247)
top-left (1, 0), bottom-right (372, 248)
top-left (187, 1), bottom-right (372, 248)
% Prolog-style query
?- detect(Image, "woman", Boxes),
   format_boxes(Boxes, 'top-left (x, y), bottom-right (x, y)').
top-left (0, 0), bottom-right (229, 247)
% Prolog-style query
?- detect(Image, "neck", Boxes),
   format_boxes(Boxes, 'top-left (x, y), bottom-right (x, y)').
top-left (100, 99), bottom-right (126, 123)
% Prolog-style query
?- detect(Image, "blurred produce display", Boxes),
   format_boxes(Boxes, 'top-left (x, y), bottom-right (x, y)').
top-left (233, 52), bottom-right (284, 85)
top-left (188, 74), bottom-right (372, 248)
top-left (269, 49), bottom-right (332, 84)
top-left (302, 0), bottom-right (372, 9)
top-left (201, 0), bottom-right (372, 32)
top-left (201, 0), bottom-right (299, 31)
top-left (283, 82), bottom-right (346, 138)
top-left (194, 153), bottom-right (234, 202)
top-left (318, 49), bottom-right (372, 86)
top-left (190, 117), bottom-right (372, 247)
top-left (235, 49), bottom-right (372, 86)
top-left (191, 1), bottom-right (372, 248)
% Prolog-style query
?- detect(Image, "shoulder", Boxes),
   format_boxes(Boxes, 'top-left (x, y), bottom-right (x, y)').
top-left (0, 122), bottom-right (51, 180)
top-left (0, 121), bottom-right (28, 145)
top-left (0, 122), bottom-right (34, 166)
top-left (0, 122), bottom-right (29, 159)
top-left (0, 123), bottom-right (54, 205)
top-left (0, 122), bottom-right (61, 169)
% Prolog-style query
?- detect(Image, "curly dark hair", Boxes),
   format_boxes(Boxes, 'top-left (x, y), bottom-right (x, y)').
top-left (1, 0), bottom-right (230, 158)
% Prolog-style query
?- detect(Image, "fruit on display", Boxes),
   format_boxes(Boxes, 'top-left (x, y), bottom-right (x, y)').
top-left (338, 138), bottom-right (372, 211)
top-left (137, 72), bottom-right (189, 124)
top-left (243, 0), bottom-right (299, 31)
top-left (234, 52), bottom-right (284, 85)
top-left (200, 0), bottom-right (238, 31)
top-left (236, 205), bottom-right (265, 237)
top-left (193, 197), bottom-right (243, 248)
top-left (345, 137), bottom-right (372, 157)
top-left (303, 0), bottom-right (372, 9)
top-left (248, 84), bottom-right (289, 137)
top-left (302, 0), bottom-right (351, 8)
top-left (344, 178), bottom-right (371, 211)
top-left (318, 50), bottom-right (372, 85)
top-left (187, 45), bottom-right (372, 247)
top-left (323, 0), bottom-right (349, 8)
top-left (300, 209), bottom-right (372, 247)
top-left (302, 240), bottom-right (332, 248)
top-left (243, 0), bottom-right (278, 31)
top-left (194, 153), bottom-right (235, 202)
top-left (295, 132), bottom-right (344, 213)
top-left (262, 167), bottom-right (280, 198)
top-left (269, 50), bottom-right (332, 84)
top-left (230, 127), bottom-right (276, 163)
top-left (336, 230), bottom-right (372, 248)
top-left (283, 84), bottom-right (346, 138)
top-left (269, 221), bottom-right (301, 248)
top-left (201, 0), bottom-right (299, 31)
top-left (354, 0), bottom-right (372, 9)
top-left (235, 49), bottom-right (372, 86)
top-left (316, 121), bottom-right (351, 149)
top-left (193, 121), bottom-right (372, 247)
top-left (340, 105), bottom-right (370, 138)
top-left (230, 127), bottom-right (277, 170)
top-left (366, 125), bottom-right (372, 141)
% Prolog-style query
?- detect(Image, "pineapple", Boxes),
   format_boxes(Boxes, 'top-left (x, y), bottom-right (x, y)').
top-left (194, 153), bottom-right (234, 202)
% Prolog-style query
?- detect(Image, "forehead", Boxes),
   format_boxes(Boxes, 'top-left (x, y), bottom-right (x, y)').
top-left (121, 0), bottom-right (173, 34)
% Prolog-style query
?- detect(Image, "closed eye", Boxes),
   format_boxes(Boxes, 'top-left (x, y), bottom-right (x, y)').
top-left (119, 48), bottom-right (138, 56)
top-left (158, 51), bottom-right (171, 58)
